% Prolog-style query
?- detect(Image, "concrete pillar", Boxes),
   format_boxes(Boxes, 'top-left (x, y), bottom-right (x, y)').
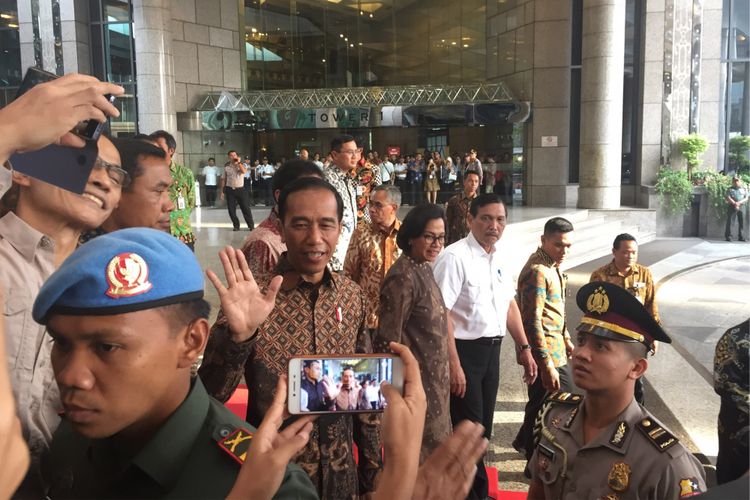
top-left (577, 0), bottom-right (626, 209)
top-left (132, 0), bottom-right (176, 136)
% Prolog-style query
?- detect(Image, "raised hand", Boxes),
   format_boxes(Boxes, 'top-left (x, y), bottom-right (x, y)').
top-left (206, 246), bottom-right (282, 342)
top-left (226, 375), bottom-right (314, 500)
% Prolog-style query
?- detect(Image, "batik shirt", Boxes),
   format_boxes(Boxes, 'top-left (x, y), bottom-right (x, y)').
top-left (241, 210), bottom-right (284, 279)
top-left (349, 162), bottom-right (382, 223)
top-left (714, 319), bottom-right (749, 474)
top-left (169, 161), bottom-right (196, 244)
top-left (198, 256), bottom-right (381, 499)
top-left (375, 255), bottom-right (451, 461)
top-left (517, 248), bottom-right (569, 367)
top-left (590, 261), bottom-right (659, 322)
top-left (343, 219), bottom-right (401, 329)
top-left (324, 164), bottom-right (358, 271)
top-left (445, 191), bottom-right (477, 246)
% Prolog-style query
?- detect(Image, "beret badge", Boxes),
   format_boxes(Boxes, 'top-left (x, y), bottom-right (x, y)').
top-left (105, 252), bottom-right (153, 298)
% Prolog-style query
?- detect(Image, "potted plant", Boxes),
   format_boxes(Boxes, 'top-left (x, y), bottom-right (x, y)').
top-left (655, 167), bottom-right (692, 215)
top-left (677, 134), bottom-right (709, 180)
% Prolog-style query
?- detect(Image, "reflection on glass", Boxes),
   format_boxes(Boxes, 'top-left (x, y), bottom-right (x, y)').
top-left (244, 0), bottom-right (487, 90)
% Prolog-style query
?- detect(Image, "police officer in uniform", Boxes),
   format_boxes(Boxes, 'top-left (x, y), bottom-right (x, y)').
top-left (33, 228), bottom-right (317, 499)
top-left (528, 282), bottom-right (706, 500)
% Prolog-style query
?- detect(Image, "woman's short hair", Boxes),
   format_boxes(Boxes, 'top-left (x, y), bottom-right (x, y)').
top-left (396, 203), bottom-right (446, 252)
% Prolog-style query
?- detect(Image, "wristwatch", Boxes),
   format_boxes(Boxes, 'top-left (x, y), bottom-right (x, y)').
top-left (520, 344), bottom-right (532, 351)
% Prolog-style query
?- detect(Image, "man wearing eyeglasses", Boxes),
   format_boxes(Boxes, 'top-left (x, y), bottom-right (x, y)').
top-left (433, 193), bottom-right (537, 500)
top-left (324, 134), bottom-right (361, 272)
top-left (0, 134), bottom-right (123, 495)
top-left (79, 138), bottom-right (174, 245)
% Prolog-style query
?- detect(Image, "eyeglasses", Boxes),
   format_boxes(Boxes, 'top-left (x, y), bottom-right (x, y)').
top-left (336, 149), bottom-right (362, 157)
top-left (422, 233), bottom-right (445, 245)
top-left (94, 159), bottom-right (130, 188)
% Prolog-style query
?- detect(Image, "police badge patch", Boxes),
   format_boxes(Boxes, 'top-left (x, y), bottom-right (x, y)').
top-left (607, 461), bottom-right (631, 493)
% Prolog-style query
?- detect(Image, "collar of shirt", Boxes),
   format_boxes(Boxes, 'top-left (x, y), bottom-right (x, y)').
top-left (0, 212), bottom-right (54, 261)
top-left (274, 253), bottom-right (338, 292)
top-left (372, 218), bottom-right (401, 238)
top-left (465, 231), bottom-right (496, 258)
top-left (562, 397), bottom-right (640, 454)
top-left (604, 260), bottom-right (640, 278)
top-left (534, 247), bottom-right (558, 268)
top-left (86, 378), bottom-right (210, 490)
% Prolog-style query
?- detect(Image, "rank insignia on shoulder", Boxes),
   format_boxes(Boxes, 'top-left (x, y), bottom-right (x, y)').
top-left (637, 418), bottom-right (678, 451)
top-left (678, 477), bottom-right (702, 498)
top-left (217, 428), bottom-right (254, 464)
top-left (547, 391), bottom-right (583, 405)
top-left (609, 421), bottom-right (629, 448)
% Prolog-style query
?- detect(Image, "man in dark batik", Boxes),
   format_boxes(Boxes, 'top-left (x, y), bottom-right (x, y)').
top-left (375, 204), bottom-right (452, 461)
top-left (199, 177), bottom-right (381, 499)
top-left (714, 318), bottom-right (749, 484)
top-left (445, 170), bottom-right (480, 246)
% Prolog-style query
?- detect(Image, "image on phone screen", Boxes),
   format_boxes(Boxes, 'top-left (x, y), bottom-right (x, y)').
top-left (289, 356), bottom-right (402, 414)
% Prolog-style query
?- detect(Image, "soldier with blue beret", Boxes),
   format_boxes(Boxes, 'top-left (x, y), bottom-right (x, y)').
top-left (528, 281), bottom-right (706, 500)
top-left (33, 228), bottom-right (317, 499)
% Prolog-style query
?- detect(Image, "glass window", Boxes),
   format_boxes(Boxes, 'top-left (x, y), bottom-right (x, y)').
top-left (89, 0), bottom-right (137, 135)
top-left (244, 0), bottom-right (491, 90)
top-left (0, 0), bottom-right (21, 107)
top-left (721, 0), bottom-right (749, 172)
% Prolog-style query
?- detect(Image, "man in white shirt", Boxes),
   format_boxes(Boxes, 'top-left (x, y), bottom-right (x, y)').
top-left (201, 157), bottom-right (221, 207)
top-left (258, 158), bottom-right (275, 206)
top-left (379, 154), bottom-right (394, 184)
top-left (433, 193), bottom-right (537, 500)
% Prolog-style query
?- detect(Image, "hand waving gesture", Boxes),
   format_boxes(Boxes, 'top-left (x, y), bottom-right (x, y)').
top-left (206, 246), bottom-right (282, 343)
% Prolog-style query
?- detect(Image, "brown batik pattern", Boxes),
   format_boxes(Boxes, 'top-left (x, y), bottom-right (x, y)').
top-left (199, 255), bottom-right (381, 499)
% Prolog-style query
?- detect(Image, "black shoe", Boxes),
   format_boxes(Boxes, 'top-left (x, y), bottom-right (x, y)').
top-left (726, 236), bottom-right (732, 242)
top-left (233, 227), bottom-right (240, 232)
top-left (739, 237), bottom-right (747, 242)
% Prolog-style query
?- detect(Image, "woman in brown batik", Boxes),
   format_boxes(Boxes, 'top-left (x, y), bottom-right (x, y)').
top-left (375, 203), bottom-right (451, 461)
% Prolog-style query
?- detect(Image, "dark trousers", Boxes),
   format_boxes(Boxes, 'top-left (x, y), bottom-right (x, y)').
top-left (725, 206), bottom-right (745, 239)
top-left (225, 187), bottom-right (254, 229)
top-left (205, 185), bottom-right (217, 207)
top-left (514, 363), bottom-right (575, 463)
top-left (717, 396), bottom-right (749, 484)
top-left (261, 178), bottom-right (274, 205)
top-left (243, 177), bottom-right (254, 205)
top-left (451, 337), bottom-right (502, 500)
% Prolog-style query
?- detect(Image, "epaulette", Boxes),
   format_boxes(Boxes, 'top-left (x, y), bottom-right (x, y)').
top-left (546, 391), bottom-right (583, 405)
top-left (217, 427), bottom-right (254, 464)
top-left (636, 418), bottom-right (678, 452)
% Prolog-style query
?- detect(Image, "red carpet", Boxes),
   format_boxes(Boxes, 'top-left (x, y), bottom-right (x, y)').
top-left (225, 386), bottom-right (527, 499)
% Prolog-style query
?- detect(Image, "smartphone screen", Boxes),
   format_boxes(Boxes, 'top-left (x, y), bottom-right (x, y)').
top-left (288, 355), bottom-right (403, 415)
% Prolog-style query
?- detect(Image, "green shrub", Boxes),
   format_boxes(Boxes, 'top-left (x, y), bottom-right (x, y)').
top-left (677, 134), bottom-right (709, 178)
top-left (655, 167), bottom-right (692, 215)
top-left (728, 135), bottom-right (750, 174)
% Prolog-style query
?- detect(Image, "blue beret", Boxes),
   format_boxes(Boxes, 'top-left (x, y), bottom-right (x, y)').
top-left (33, 228), bottom-right (204, 324)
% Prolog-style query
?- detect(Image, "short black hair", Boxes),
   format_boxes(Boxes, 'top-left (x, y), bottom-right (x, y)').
top-left (464, 169), bottom-right (481, 181)
top-left (331, 134), bottom-right (356, 152)
top-left (543, 217), bottom-right (574, 236)
top-left (208, 157), bottom-right (215, 162)
top-left (278, 177), bottom-right (344, 222)
top-left (148, 130), bottom-right (177, 151)
top-left (469, 193), bottom-right (504, 217)
top-left (110, 137), bottom-right (167, 192)
top-left (613, 233), bottom-right (637, 250)
top-left (228, 149), bottom-right (237, 156)
top-left (272, 159), bottom-right (323, 193)
top-left (303, 359), bottom-right (321, 369)
top-left (159, 298), bottom-right (211, 332)
top-left (396, 203), bottom-right (446, 252)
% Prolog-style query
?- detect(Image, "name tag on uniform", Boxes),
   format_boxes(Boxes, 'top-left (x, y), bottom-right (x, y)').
top-left (356, 186), bottom-right (364, 196)
top-left (538, 443), bottom-right (556, 461)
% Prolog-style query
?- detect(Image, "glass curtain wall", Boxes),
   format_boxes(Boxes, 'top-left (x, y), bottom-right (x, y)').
top-left (721, 0), bottom-right (750, 173)
top-left (243, 0), bottom-right (486, 90)
top-left (0, 0), bottom-right (21, 107)
top-left (89, 0), bottom-right (137, 135)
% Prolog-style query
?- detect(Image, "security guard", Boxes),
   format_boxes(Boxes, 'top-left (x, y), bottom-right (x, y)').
top-left (32, 228), bottom-right (317, 499)
top-left (528, 282), bottom-right (706, 500)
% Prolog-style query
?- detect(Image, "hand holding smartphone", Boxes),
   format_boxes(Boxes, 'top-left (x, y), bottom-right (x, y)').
top-left (288, 354), bottom-right (404, 415)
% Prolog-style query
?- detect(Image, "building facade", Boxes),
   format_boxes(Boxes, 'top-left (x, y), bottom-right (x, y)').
top-left (0, 0), bottom-right (747, 209)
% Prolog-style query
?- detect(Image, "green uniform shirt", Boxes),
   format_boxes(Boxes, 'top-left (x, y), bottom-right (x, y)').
top-left (46, 378), bottom-right (318, 499)
top-left (169, 161), bottom-right (196, 244)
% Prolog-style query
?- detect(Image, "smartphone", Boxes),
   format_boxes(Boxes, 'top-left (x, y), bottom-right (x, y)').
top-left (15, 66), bottom-right (114, 141)
top-left (288, 355), bottom-right (404, 415)
top-left (7, 141), bottom-right (99, 194)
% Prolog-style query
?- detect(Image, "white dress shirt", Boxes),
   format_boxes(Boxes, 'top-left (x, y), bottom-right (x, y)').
top-left (433, 232), bottom-right (515, 340)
